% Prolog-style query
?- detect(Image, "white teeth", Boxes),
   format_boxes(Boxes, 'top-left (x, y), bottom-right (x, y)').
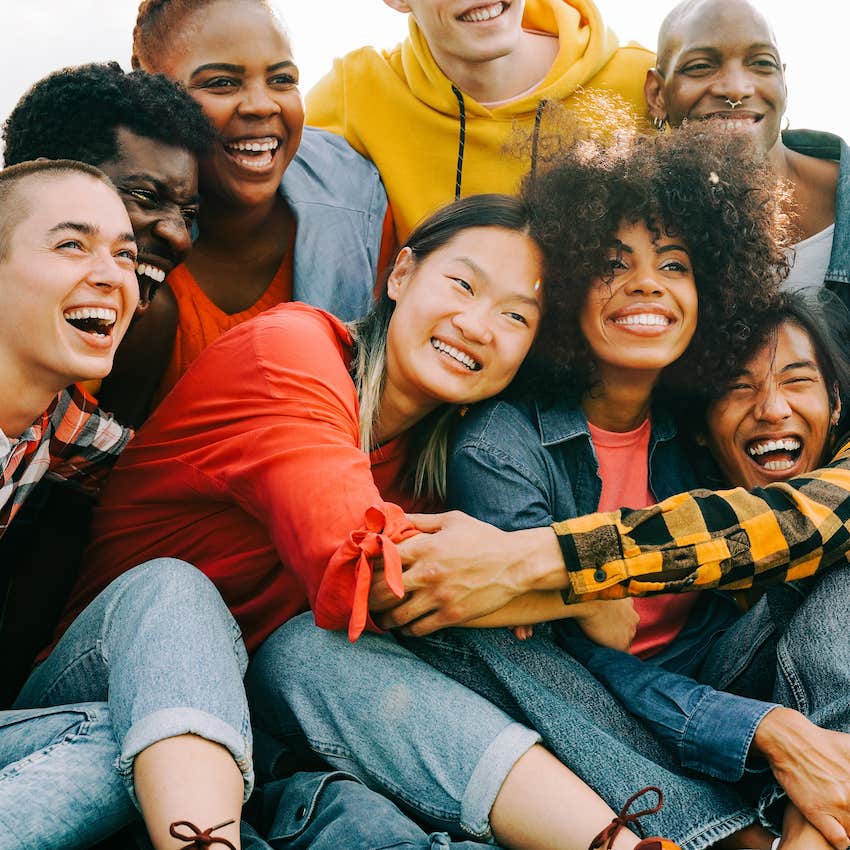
top-left (136, 263), bottom-right (165, 283)
top-left (612, 313), bottom-right (671, 327)
top-left (460, 1), bottom-right (504, 22)
top-left (747, 438), bottom-right (801, 456)
top-left (431, 338), bottom-right (481, 371)
top-left (233, 152), bottom-right (273, 169)
top-left (63, 307), bottom-right (117, 323)
top-left (225, 138), bottom-right (280, 153)
top-left (763, 459), bottom-right (795, 471)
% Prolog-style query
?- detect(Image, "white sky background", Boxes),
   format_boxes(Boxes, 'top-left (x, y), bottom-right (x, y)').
top-left (0, 1), bottom-right (846, 149)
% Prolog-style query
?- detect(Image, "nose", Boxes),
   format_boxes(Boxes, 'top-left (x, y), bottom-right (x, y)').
top-left (87, 252), bottom-right (130, 289)
top-left (753, 382), bottom-right (792, 423)
top-left (710, 61), bottom-right (755, 104)
top-left (237, 80), bottom-right (281, 119)
top-left (452, 303), bottom-right (494, 345)
top-left (153, 213), bottom-right (192, 260)
top-left (623, 267), bottom-right (664, 297)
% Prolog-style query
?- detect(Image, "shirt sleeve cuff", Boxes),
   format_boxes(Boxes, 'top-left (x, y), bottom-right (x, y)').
top-left (553, 517), bottom-right (626, 602)
top-left (682, 689), bottom-right (779, 782)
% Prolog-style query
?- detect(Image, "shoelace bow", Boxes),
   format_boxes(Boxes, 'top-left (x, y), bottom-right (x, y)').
top-left (169, 818), bottom-right (237, 849)
top-left (588, 786), bottom-right (664, 850)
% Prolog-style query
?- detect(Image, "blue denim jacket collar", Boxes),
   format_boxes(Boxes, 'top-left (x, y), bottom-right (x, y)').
top-left (782, 129), bottom-right (850, 286)
top-left (534, 398), bottom-right (677, 448)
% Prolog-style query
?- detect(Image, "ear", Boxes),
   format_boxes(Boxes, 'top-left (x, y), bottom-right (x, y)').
top-left (383, 0), bottom-right (412, 12)
top-left (387, 247), bottom-right (415, 302)
top-left (644, 68), bottom-right (668, 122)
top-left (831, 387), bottom-right (842, 426)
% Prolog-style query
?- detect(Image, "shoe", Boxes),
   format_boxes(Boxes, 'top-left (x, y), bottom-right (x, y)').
top-left (588, 787), bottom-right (682, 850)
top-left (169, 818), bottom-right (237, 849)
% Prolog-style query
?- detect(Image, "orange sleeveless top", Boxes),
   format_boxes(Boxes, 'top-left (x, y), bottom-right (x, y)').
top-left (154, 236), bottom-right (295, 403)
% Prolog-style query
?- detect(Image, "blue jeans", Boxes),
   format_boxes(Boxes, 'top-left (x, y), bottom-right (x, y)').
top-left (0, 702), bottom-right (136, 849)
top-left (246, 770), bottom-right (497, 849)
top-left (245, 613), bottom-right (540, 841)
top-left (571, 564), bottom-right (850, 832)
top-left (403, 626), bottom-right (756, 850)
top-left (15, 559), bottom-right (254, 805)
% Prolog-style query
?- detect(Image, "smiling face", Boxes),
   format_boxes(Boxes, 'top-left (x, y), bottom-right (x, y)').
top-left (386, 0), bottom-right (526, 68)
top-left (99, 127), bottom-right (199, 312)
top-left (579, 221), bottom-right (698, 385)
top-left (0, 173), bottom-right (139, 393)
top-left (706, 321), bottom-right (837, 488)
top-left (384, 225), bottom-right (542, 419)
top-left (647, 0), bottom-right (786, 156)
top-left (155, 0), bottom-right (304, 210)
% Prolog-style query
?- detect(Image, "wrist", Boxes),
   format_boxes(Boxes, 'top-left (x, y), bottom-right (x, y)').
top-left (509, 526), bottom-right (569, 593)
top-left (751, 705), bottom-right (811, 764)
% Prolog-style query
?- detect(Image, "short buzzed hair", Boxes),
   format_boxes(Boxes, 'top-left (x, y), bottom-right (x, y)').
top-left (0, 160), bottom-right (115, 262)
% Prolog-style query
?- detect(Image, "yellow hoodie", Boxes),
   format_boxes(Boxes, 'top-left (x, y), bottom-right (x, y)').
top-left (307, 0), bottom-right (654, 240)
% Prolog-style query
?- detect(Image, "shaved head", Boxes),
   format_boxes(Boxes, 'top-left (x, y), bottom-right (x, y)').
top-left (656, 0), bottom-right (777, 76)
top-left (0, 160), bottom-right (115, 263)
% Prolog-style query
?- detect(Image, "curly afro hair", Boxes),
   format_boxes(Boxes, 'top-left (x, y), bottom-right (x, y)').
top-left (3, 61), bottom-right (215, 168)
top-left (519, 119), bottom-right (792, 403)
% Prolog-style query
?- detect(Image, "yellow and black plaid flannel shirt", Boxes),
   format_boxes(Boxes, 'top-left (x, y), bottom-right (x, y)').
top-left (556, 435), bottom-right (850, 601)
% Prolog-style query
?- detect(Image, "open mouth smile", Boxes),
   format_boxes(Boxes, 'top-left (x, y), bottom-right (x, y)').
top-left (458, 1), bottom-right (508, 22)
top-left (64, 306), bottom-right (117, 338)
top-left (431, 337), bottom-right (482, 371)
top-left (746, 436), bottom-right (802, 471)
top-left (223, 136), bottom-right (281, 171)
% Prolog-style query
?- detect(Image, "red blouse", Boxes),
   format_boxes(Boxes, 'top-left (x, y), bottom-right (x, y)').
top-left (59, 304), bottom-right (420, 651)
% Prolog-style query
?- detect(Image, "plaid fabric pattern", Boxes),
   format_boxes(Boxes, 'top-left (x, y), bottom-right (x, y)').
top-left (556, 436), bottom-right (850, 601)
top-left (0, 386), bottom-right (131, 540)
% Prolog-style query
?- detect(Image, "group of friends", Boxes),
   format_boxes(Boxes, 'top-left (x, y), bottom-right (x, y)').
top-left (0, 1), bottom-right (849, 850)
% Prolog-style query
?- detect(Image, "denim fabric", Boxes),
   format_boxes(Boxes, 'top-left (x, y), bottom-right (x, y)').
top-left (782, 130), bottom-right (850, 295)
top-left (448, 399), bottom-right (696, 528)
top-left (245, 613), bottom-right (540, 841)
top-left (564, 595), bottom-right (778, 783)
top-left (0, 702), bottom-right (136, 849)
top-left (284, 127), bottom-right (388, 321)
top-left (437, 400), bottom-right (758, 849)
top-left (248, 770), bottom-right (497, 849)
top-left (15, 559), bottom-right (254, 805)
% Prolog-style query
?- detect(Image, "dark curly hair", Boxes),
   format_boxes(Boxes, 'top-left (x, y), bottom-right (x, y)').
top-left (519, 119), bottom-right (792, 403)
top-left (3, 62), bottom-right (215, 167)
top-left (132, 0), bottom-right (276, 71)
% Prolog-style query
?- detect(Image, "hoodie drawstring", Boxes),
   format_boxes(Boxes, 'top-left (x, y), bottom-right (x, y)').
top-left (451, 84), bottom-right (466, 201)
top-left (530, 99), bottom-right (549, 184)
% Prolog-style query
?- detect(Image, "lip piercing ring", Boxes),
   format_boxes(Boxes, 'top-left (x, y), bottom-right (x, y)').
top-left (725, 98), bottom-right (743, 109)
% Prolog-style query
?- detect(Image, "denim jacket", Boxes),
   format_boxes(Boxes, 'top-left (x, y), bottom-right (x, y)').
top-left (447, 396), bottom-right (696, 532)
top-left (447, 396), bottom-right (775, 783)
top-left (783, 129), bottom-right (850, 299)
top-left (282, 127), bottom-right (388, 321)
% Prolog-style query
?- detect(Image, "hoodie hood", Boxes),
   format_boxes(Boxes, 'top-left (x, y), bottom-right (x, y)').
top-left (400, 0), bottom-right (623, 117)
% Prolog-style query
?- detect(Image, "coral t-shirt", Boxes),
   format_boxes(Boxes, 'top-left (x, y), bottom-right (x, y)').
top-left (588, 419), bottom-right (697, 658)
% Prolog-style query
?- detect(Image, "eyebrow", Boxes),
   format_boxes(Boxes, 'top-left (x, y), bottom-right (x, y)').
top-left (119, 173), bottom-right (201, 206)
top-left (190, 60), bottom-right (297, 77)
top-left (48, 221), bottom-right (136, 244)
top-left (455, 256), bottom-right (542, 309)
top-left (612, 241), bottom-right (689, 255)
top-left (678, 43), bottom-right (779, 59)
top-left (736, 360), bottom-right (820, 378)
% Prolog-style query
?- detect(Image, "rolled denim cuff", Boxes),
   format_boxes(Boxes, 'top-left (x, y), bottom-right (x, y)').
top-left (119, 707), bottom-right (254, 806)
top-left (460, 721), bottom-right (540, 839)
top-left (682, 690), bottom-right (778, 782)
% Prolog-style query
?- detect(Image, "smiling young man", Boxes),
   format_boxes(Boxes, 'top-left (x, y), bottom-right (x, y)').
top-left (645, 0), bottom-right (848, 301)
top-left (2, 61), bottom-right (214, 425)
top-left (0, 159), bottom-right (141, 849)
top-left (308, 0), bottom-right (654, 240)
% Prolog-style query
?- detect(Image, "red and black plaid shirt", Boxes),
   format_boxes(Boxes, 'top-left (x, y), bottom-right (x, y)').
top-left (0, 385), bottom-right (131, 540)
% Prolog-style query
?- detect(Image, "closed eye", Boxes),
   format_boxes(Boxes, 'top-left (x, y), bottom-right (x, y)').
top-left (451, 277), bottom-right (473, 293)
top-left (661, 259), bottom-right (690, 273)
top-left (124, 188), bottom-right (157, 205)
top-left (504, 311), bottom-right (528, 326)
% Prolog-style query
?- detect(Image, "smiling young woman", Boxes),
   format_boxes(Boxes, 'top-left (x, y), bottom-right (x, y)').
top-left (131, 0), bottom-right (392, 404)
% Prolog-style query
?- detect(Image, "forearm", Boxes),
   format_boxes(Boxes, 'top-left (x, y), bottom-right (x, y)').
top-left (463, 591), bottom-right (594, 628)
top-left (555, 446), bottom-right (850, 600)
